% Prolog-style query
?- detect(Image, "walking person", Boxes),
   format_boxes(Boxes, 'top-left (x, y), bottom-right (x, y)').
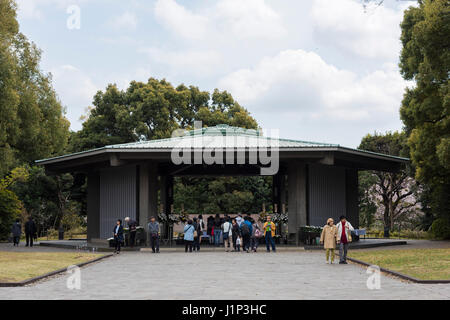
top-left (222, 217), bottom-right (232, 252)
top-left (213, 214), bottom-right (222, 247)
top-left (250, 218), bottom-right (262, 252)
top-left (113, 219), bottom-right (124, 254)
top-left (336, 215), bottom-right (354, 264)
top-left (240, 216), bottom-right (252, 252)
top-left (11, 219), bottom-right (21, 246)
top-left (263, 215), bottom-right (276, 252)
top-left (184, 220), bottom-right (195, 252)
top-left (147, 216), bottom-right (160, 253)
top-left (125, 216), bottom-right (137, 247)
top-left (25, 217), bottom-right (37, 247)
top-left (320, 218), bottom-right (338, 264)
top-left (231, 218), bottom-right (240, 251)
top-left (207, 216), bottom-right (214, 244)
top-left (193, 217), bottom-right (201, 252)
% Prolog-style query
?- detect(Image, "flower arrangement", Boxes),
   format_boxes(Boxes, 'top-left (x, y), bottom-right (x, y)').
top-left (157, 212), bottom-right (180, 225)
top-left (299, 225), bottom-right (323, 233)
top-left (271, 212), bottom-right (289, 224)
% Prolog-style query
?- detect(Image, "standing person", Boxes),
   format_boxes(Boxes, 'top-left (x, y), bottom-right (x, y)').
top-left (320, 218), bottom-right (338, 264)
top-left (207, 216), bottom-right (214, 244)
top-left (263, 215), bottom-right (276, 252)
top-left (184, 220), bottom-right (195, 252)
top-left (11, 219), bottom-right (21, 246)
top-left (147, 216), bottom-right (160, 253)
top-left (235, 214), bottom-right (243, 227)
top-left (250, 218), bottom-right (262, 252)
top-left (113, 219), bottom-right (124, 254)
top-left (198, 214), bottom-right (205, 236)
top-left (336, 215), bottom-right (354, 264)
top-left (213, 214), bottom-right (222, 247)
top-left (125, 217), bottom-right (137, 248)
top-left (222, 217), bottom-right (232, 252)
top-left (193, 217), bottom-right (201, 252)
top-left (240, 216), bottom-right (252, 252)
top-left (25, 217), bottom-right (37, 247)
top-left (231, 219), bottom-right (240, 252)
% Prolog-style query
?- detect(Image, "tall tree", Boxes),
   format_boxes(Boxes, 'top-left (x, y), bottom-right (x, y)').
top-left (399, 0), bottom-right (450, 234)
top-left (0, 0), bottom-right (70, 176)
top-left (359, 132), bottom-right (422, 234)
top-left (70, 78), bottom-right (258, 152)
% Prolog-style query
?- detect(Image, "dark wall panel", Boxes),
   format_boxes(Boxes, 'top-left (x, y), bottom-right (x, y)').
top-left (308, 164), bottom-right (346, 227)
top-left (99, 165), bottom-right (137, 239)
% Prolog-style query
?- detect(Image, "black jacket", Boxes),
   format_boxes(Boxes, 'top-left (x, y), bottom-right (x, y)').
top-left (25, 220), bottom-right (37, 235)
top-left (232, 224), bottom-right (241, 237)
top-left (113, 225), bottom-right (124, 241)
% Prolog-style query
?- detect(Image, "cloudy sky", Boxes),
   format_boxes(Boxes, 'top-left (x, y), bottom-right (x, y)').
top-left (16, 0), bottom-right (415, 148)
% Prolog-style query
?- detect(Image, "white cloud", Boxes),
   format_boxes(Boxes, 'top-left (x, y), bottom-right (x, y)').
top-left (214, 0), bottom-right (286, 39)
top-left (153, 0), bottom-right (286, 41)
top-left (106, 11), bottom-right (138, 31)
top-left (219, 49), bottom-right (408, 122)
top-left (50, 65), bottom-right (99, 131)
top-left (311, 0), bottom-right (415, 59)
top-left (154, 0), bottom-right (208, 40)
top-left (140, 47), bottom-right (223, 77)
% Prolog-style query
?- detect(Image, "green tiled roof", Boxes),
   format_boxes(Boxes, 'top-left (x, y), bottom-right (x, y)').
top-left (36, 124), bottom-right (409, 164)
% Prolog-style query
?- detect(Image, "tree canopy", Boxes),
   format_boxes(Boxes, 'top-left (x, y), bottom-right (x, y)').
top-left (0, 0), bottom-right (70, 176)
top-left (399, 0), bottom-right (450, 227)
top-left (69, 79), bottom-right (258, 152)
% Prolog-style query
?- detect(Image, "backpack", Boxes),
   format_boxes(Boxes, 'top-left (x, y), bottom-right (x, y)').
top-left (240, 223), bottom-right (250, 236)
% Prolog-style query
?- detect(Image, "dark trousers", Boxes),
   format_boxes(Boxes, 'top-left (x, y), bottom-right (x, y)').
top-left (232, 234), bottom-right (238, 250)
top-left (242, 234), bottom-right (251, 251)
top-left (185, 240), bottom-right (193, 252)
top-left (25, 233), bottom-right (33, 247)
top-left (339, 243), bottom-right (348, 262)
top-left (265, 233), bottom-right (276, 252)
top-left (150, 235), bottom-right (160, 252)
top-left (129, 231), bottom-right (136, 247)
top-left (250, 237), bottom-right (259, 251)
top-left (193, 236), bottom-right (200, 251)
top-left (114, 237), bottom-right (121, 252)
top-left (13, 236), bottom-right (20, 246)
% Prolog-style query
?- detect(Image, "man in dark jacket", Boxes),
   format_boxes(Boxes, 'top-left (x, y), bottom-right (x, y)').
top-left (147, 216), bottom-right (160, 253)
top-left (25, 217), bottom-right (37, 247)
top-left (125, 217), bottom-right (138, 247)
top-left (11, 219), bottom-right (22, 246)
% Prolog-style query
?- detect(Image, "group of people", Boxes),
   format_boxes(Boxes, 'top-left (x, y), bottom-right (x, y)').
top-left (10, 217), bottom-right (38, 247)
top-left (112, 213), bottom-right (355, 263)
top-left (183, 214), bottom-right (277, 253)
top-left (320, 215), bottom-right (354, 264)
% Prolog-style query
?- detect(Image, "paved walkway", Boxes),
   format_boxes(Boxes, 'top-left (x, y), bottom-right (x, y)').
top-left (0, 250), bottom-right (449, 300)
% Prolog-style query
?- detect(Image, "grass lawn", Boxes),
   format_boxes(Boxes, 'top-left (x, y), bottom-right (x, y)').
top-left (349, 248), bottom-right (450, 280)
top-left (0, 251), bottom-right (104, 283)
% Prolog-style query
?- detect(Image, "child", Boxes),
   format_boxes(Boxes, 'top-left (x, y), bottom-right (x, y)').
top-left (320, 218), bottom-right (338, 264)
top-left (236, 236), bottom-right (241, 252)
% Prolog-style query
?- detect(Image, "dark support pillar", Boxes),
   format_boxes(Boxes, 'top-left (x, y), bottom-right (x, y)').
top-left (272, 174), bottom-right (282, 213)
top-left (345, 169), bottom-right (359, 228)
top-left (87, 172), bottom-right (100, 241)
top-left (287, 161), bottom-right (308, 243)
top-left (139, 162), bottom-right (158, 231)
top-left (160, 175), bottom-right (174, 238)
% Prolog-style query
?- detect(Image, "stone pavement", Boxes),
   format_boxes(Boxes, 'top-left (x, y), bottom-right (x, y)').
top-left (0, 250), bottom-right (449, 300)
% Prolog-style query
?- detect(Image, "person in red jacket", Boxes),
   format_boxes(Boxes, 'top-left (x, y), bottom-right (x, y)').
top-left (336, 215), bottom-right (354, 264)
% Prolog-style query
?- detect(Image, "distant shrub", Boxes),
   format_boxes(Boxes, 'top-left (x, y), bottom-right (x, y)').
top-left (431, 219), bottom-right (450, 240)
